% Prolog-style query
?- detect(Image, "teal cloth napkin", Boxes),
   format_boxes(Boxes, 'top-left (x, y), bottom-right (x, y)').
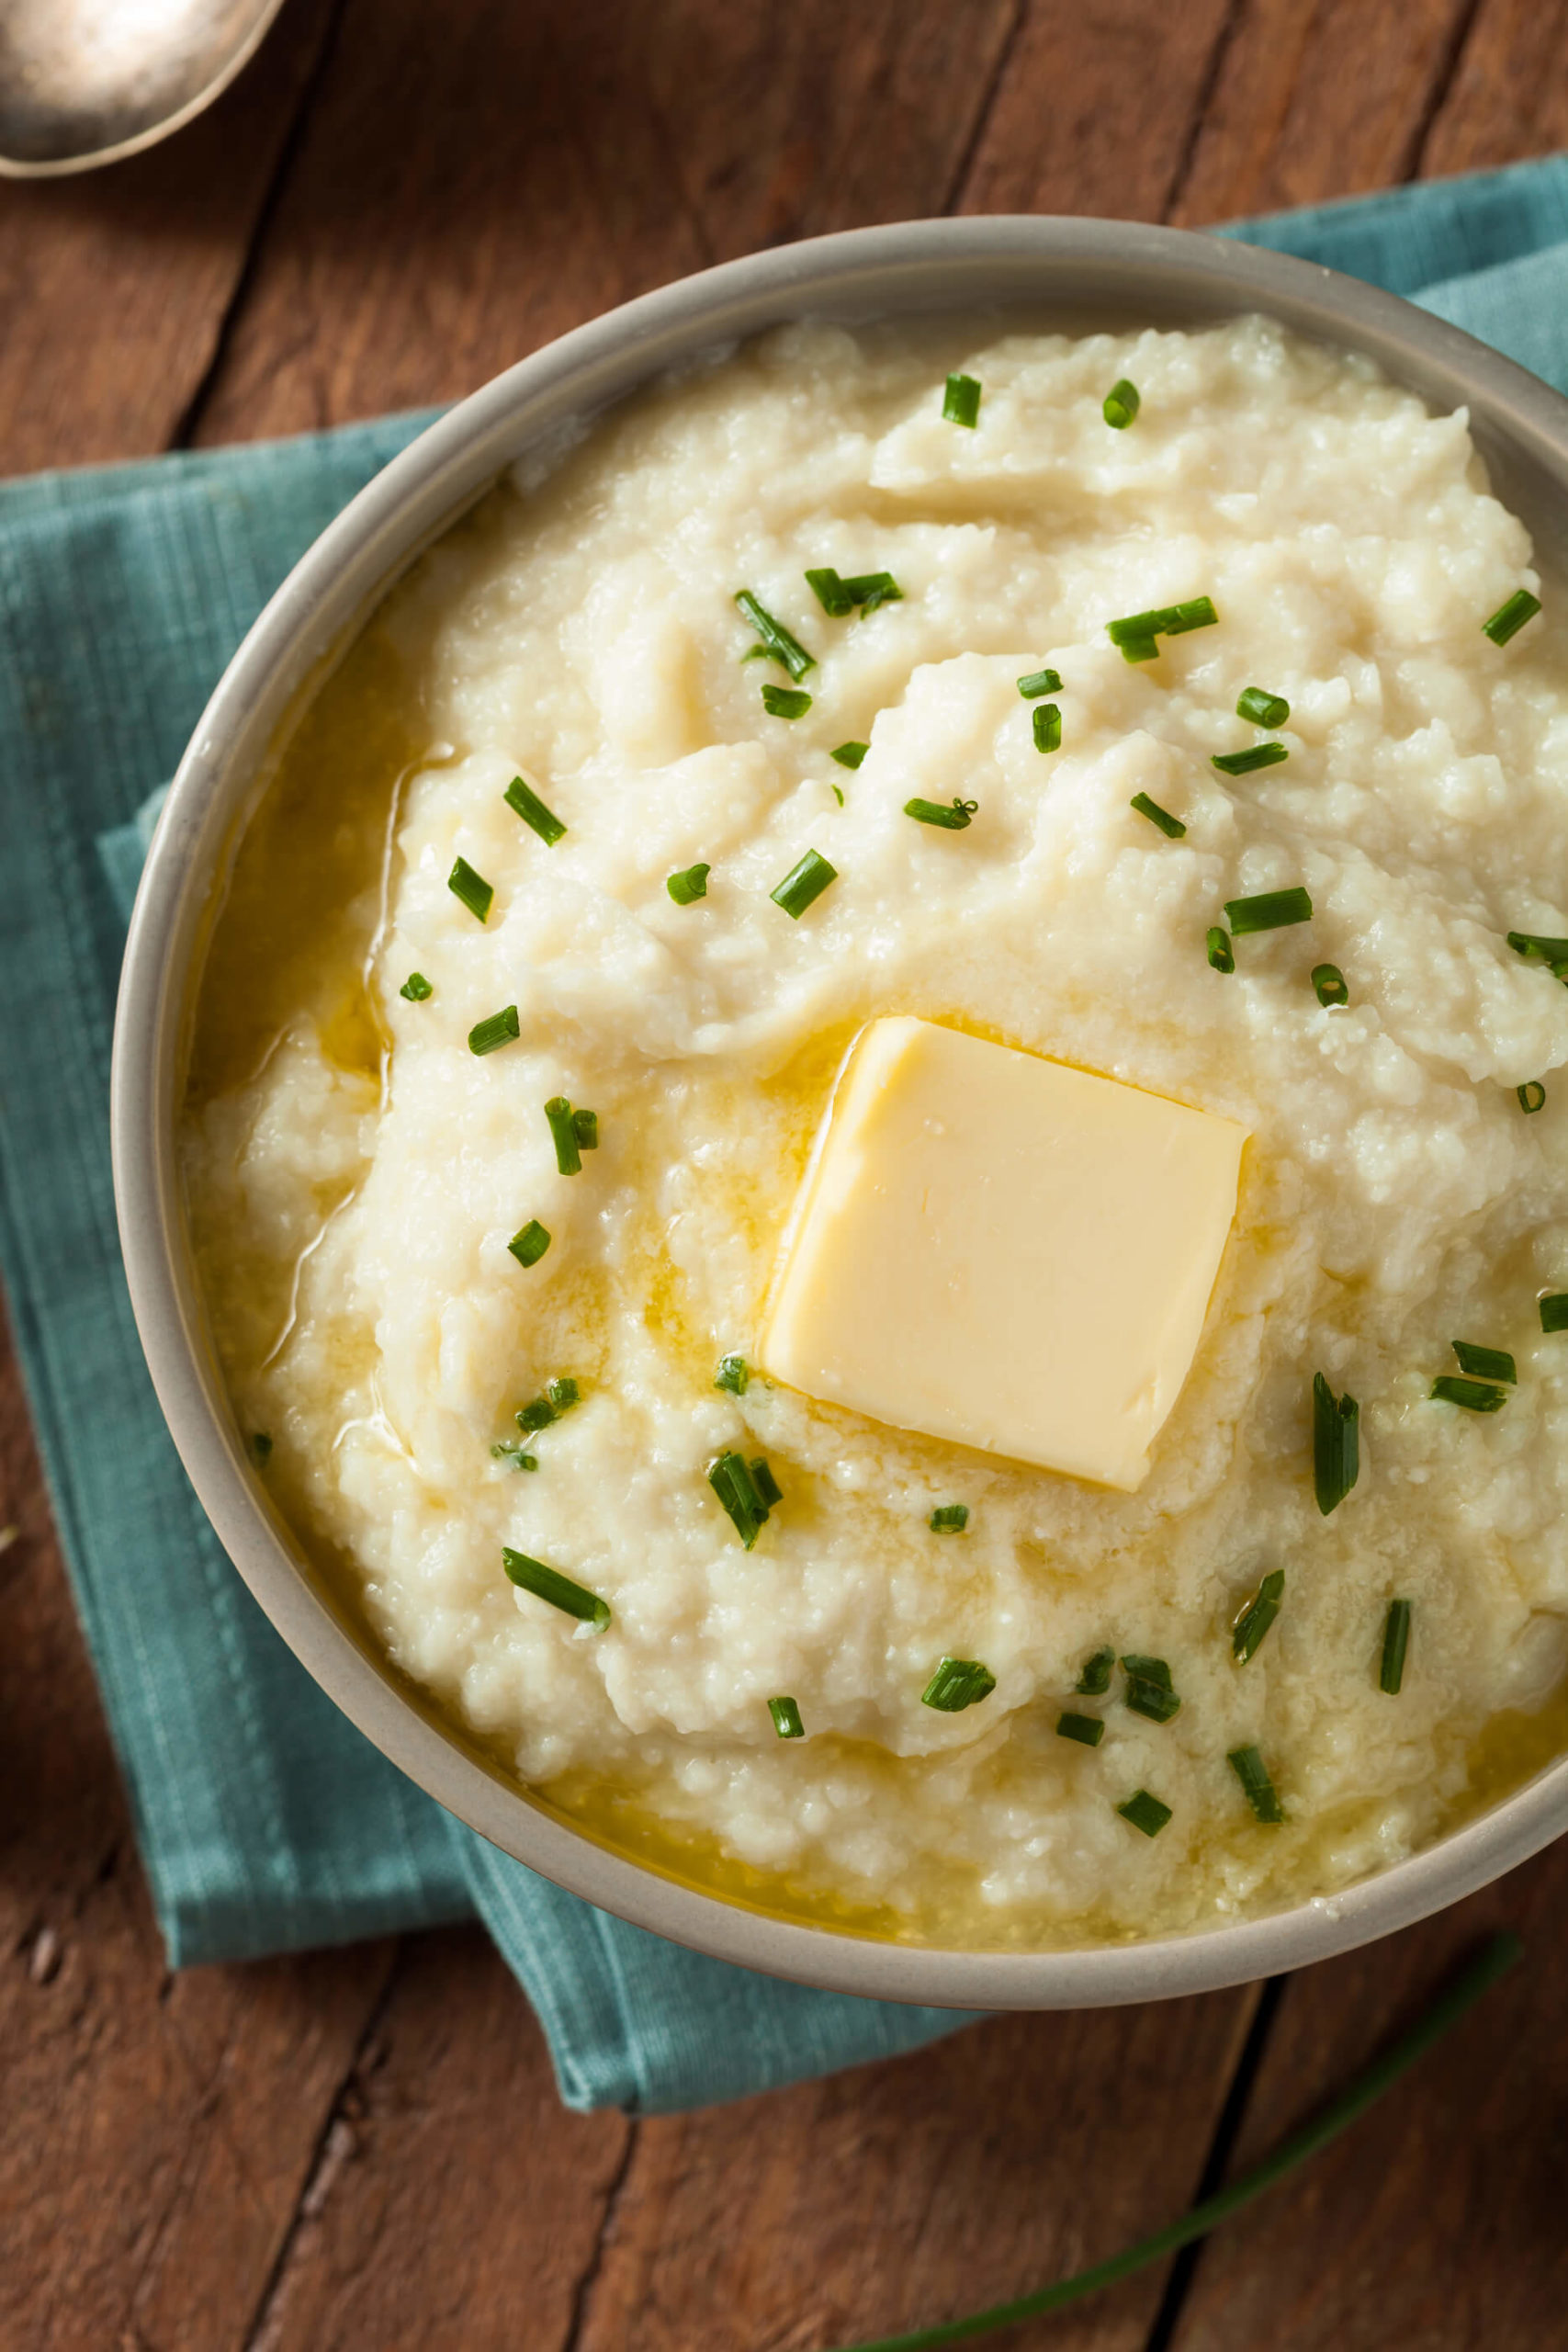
top-left (4, 152), bottom-right (1567, 2116)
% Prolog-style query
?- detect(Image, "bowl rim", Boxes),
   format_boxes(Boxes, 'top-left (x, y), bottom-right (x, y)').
top-left (112, 211), bottom-right (1568, 2009)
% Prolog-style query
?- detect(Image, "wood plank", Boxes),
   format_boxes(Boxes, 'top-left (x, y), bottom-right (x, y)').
top-left (0, 1310), bottom-right (397, 2351)
top-left (1421, 0), bottom-right (1568, 179)
top-left (190, 0), bottom-right (1017, 447)
top-left (244, 1926), bottom-right (631, 2351)
top-left (1165, 1845), bottom-right (1568, 2352)
top-left (1169, 0), bottom-right (1479, 224)
top-left (0, 0), bottom-right (333, 476)
top-left (958, 0), bottom-right (1234, 221)
top-left (570, 1993), bottom-right (1259, 2352)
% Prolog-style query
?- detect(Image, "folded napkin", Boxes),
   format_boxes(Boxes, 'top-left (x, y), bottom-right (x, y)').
top-left (4, 153), bottom-right (1566, 2115)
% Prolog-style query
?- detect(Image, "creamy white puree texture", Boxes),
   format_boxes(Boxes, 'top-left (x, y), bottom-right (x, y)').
top-left (186, 316), bottom-right (1568, 1944)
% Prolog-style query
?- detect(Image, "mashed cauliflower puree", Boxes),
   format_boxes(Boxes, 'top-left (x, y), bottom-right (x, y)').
top-left (185, 315), bottom-right (1568, 1948)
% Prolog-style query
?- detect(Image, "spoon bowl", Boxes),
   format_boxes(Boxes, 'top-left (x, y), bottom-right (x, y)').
top-left (0, 0), bottom-right (286, 178)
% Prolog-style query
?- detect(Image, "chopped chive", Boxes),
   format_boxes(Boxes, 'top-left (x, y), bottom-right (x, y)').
top-left (1076, 1646), bottom-right (1115, 1696)
top-left (1057, 1712), bottom-right (1105, 1747)
top-left (1102, 378), bottom-right (1140, 430)
top-left (1232, 1568), bottom-right (1285, 1664)
top-left (517, 1396), bottom-right (558, 1431)
top-left (734, 589), bottom-right (815, 680)
top-left (503, 774), bottom-right (567, 846)
top-left (1313, 1372), bottom-right (1359, 1516)
top-left (805, 566), bottom-right (855, 617)
top-left (667, 862), bottom-right (711, 905)
top-left (930, 1503), bottom-right (969, 1532)
top-left (1106, 597), bottom-right (1218, 657)
top-left (447, 856), bottom-right (493, 923)
top-left (547, 1376), bottom-right (580, 1411)
top-left (1225, 886), bottom-right (1312, 935)
top-left (1117, 1790), bottom-right (1171, 1838)
top-left (1213, 742), bottom-right (1289, 777)
top-left (1228, 1745), bottom-right (1285, 1824)
top-left (468, 1003), bottom-right (521, 1057)
top-left (1118, 634), bottom-right (1160, 664)
top-left (830, 741), bottom-right (869, 771)
top-left (507, 1219), bottom-right (550, 1269)
top-left (1451, 1340), bottom-right (1517, 1385)
top-left (1131, 792), bottom-right (1185, 838)
top-left (750, 1456), bottom-right (784, 1510)
top-left (761, 683), bottom-right (813, 721)
top-left (1206, 926), bottom-right (1235, 974)
top-left (771, 848), bottom-right (838, 921)
top-left (770, 1695), bottom-right (806, 1739)
top-left (399, 972), bottom-right (433, 1001)
top-left (1430, 1374), bottom-right (1507, 1412)
top-left (502, 1546), bottom-right (610, 1629)
top-left (1017, 667), bottom-right (1063, 699)
top-left (905, 796), bottom-right (977, 831)
top-left (708, 1449), bottom-right (773, 1548)
top-left (545, 1096), bottom-right (582, 1177)
top-left (1483, 589), bottom-right (1541, 646)
top-left (1506, 931), bottom-right (1568, 978)
top-left (1380, 1598), bottom-right (1412, 1694)
top-left (491, 1442), bottom-right (538, 1471)
top-left (714, 1352), bottom-right (750, 1396)
top-left (1122, 1655), bottom-right (1180, 1724)
top-left (921, 1657), bottom-right (997, 1712)
top-left (840, 570), bottom-right (903, 614)
top-left (1540, 1293), bottom-right (1568, 1332)
top-left (1032, 703), bottom-right (1063, 754)
top-left (1518, 1080), bottom-right (1547, 1113)
top-left (942, 373), bottom-right (981, 428)
top-left (1236, 687), bottom-right (1291, 727)
top-left (830, 784), bottom-right (844, 806)
top-left (1313, 964), bottom-right (1349, 1008)
top-left (571, 1108), bottom-right (599, 1152)
top-left (251, 1431), bottom-right (272, 1464)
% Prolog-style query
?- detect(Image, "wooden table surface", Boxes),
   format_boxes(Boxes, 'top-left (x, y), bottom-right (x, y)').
top-left (6, 5), bottom-right (1568, 2346)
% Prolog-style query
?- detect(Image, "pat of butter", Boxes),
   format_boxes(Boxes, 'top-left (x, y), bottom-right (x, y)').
top-left (757, 1018), bottom-right (1247, 1489)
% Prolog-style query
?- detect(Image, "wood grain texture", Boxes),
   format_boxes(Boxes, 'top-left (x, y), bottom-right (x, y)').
top-left (0, 1311), bottom-right (396, 2352)
top-left (0, 0), bottom-right (333, 476)
top-left (192, 0), bottom-right (1017, 447)
top-left (1422, 0), bottom-right (1568, 178)
top-left (1169, 0), bottom-right (1480, 223)
top-left (570, 1995), bottom-right (1259, 2352)
top-left (1165, 1849), bottom-right (1568, 2352)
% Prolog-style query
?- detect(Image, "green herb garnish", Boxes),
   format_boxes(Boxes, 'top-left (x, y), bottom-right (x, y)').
top-left (735, 589), bottom-right (815, 680)
top-left (770, 1696), bottom-right (806, 1739)
top-left (771, 849), bottom-right (838, 921)
top-left (1313, 964), bottom-right (1348, 1008)
top-left (1102, 378), bottom-right (1140, 430)
top-left (1483, 589), bottom-right (1541, 645)
top-left (751, 1457), bottom-right (784, 1510)
top-left (1206, 926), bottom-right (1235, 973)
top-left (504, 773), bottom-right (566, 845)
top-left (517, 1378), bottom-right (580, 1432)
top-left (1228, 1745), bottom-right (1285, 1824)
top-left (761, 683), bottom-right (813, 720)
top-left (1017, 667), bottom-right (1062, 699)
top-left (1106, 598), bottom-right (1218, 662)
top-left (1236, 687), bottom-right (1290, 727)
top-left (930, 1503), bottom-right (969, 1532)
top-left (1232, 1568), bottom-right (1284, 1664)
top-left (1518, 1080), bottom-right (1547, 1113)
top-left (507, 1219), bottom-right (551, 1269)
top-left (806, 567), bottom-right (902, 616)
top-left (545, 1096), bottom-right (583, 1176)
top-left (668, 863), bottom-right (710, 905)
top-left (1540, 1293), bottom-right (1568, 1332)
top-left (1121, 1655), bottom-right (1180, 1724)
top-left (400, 972), bottom-right (433, 1002)
top-left (1313, 1372), bottom-right (1359, 1516)
top-left (1451, 1340), bottom-right (1517, 1385)
top-left (1032, 703), bottom-right (1062, 754)
top-left (502, 1546), bottom-right (610, 1628)
top-left (715, 1352), bottom-right (750, 1396)
top-left (942, 373), bottom-right (981, 428)
top-left (1506, 931), bottom-right (1568, 978)
top-left (1056, 1712), bottom-right (1105, 1747)
top-left (1076, 1646), bottom-right (1115, 1696)
top-left (1225, 886), bottom-right (1313, 935)
top-left (572, 1108), bottom-right (599, 1152)
top-left (547, 1376), bottom-right (580, 1411)
top-left (905, 796), bottom-right (977, 831)
top-left (447, 856), bottom-right (493, 923)
top-left (708, 1450), bottom-right (775, 1549)
top-left (490, 1442), bottom-right (538, 1471)
top-left (1131, 792), bottom-right (1185, 838)
top-left (1117, 1790), bottom-right (1171, 1838)
top-left (468, 1003), bottom-right (521, 1057)
top-left (921, 1657), bottom-right (997, 1712)
top-left (1380, 1598), bottom-right (1412, 1694)
top-left (1430, 1374), bottom-right (1507, 1412)
top-left (1213, 742), bottom-right (1289, 777)
top-left (831, 741), bottom-right (870, 770)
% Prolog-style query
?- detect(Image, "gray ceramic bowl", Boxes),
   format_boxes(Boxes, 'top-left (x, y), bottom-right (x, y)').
top-left (113, 217), bottom-right (1568, 2008)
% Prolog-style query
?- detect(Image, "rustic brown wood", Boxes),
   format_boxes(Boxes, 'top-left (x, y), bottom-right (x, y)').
top-left (0, 0), bottom-right (334, 477)
top-left (190, 0), bottom-right (1018, 447)
top-left (1422, 0), bottom-right (1568, 178)
top-left (1165, 1846), bottom-right (1568, 2352)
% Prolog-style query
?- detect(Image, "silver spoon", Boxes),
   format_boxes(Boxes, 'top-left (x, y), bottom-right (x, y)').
top-left (0, 0), bottom-right (286, 178)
